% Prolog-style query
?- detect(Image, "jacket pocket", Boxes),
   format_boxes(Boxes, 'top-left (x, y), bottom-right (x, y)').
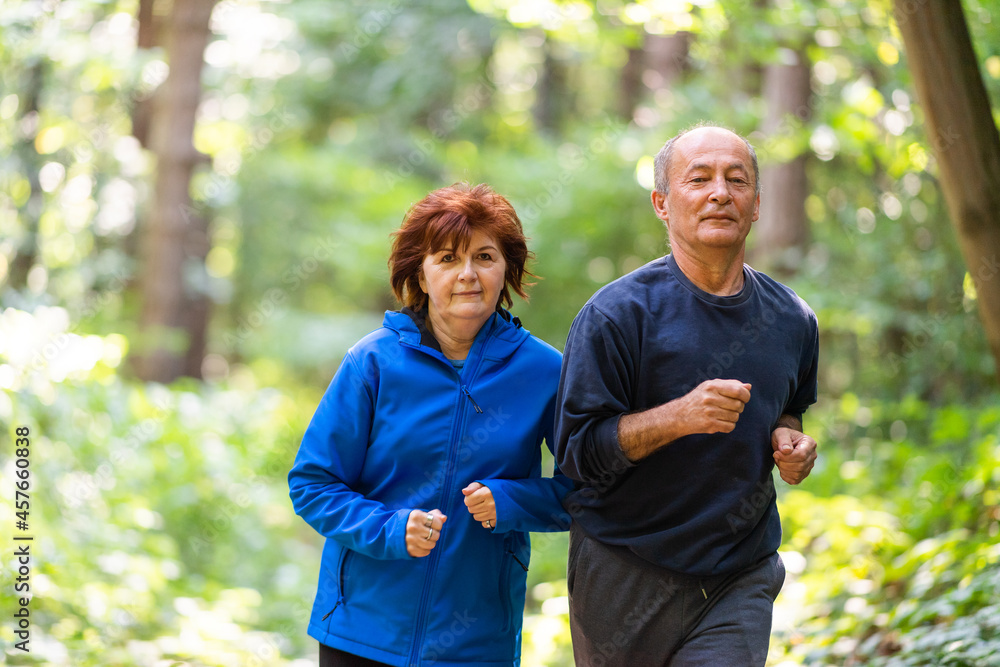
top-left (321, 548), bottom-right (353, 622)
top-left (499, 534), bottom-right (529, 634)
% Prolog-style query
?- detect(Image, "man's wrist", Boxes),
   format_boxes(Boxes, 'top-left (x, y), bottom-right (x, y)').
top-left (775, 414), bottom-right (802, 431)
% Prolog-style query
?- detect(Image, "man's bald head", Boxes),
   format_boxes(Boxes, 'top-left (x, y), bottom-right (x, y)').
top-left (653, 124), bottom-right (760, 197)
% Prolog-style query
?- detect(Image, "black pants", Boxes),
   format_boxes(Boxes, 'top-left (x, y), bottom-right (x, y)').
top-left (319, 643), bottom-right (391, 667)
top-left (567, 524), bottom-right (785, 666)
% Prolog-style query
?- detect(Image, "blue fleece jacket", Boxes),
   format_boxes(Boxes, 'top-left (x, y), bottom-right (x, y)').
top-left (555, 254), bottom-right (818, 577)
top-left (289, 310), bottom-right (572, 666)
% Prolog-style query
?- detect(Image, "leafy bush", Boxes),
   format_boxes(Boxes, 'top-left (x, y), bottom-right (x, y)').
top-left (768, 398), bottom-right (1000, 666)
top-left (1, 308), bottom-right (320, 665)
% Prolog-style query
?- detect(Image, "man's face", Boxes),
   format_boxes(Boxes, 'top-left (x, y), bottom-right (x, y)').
top-left (651, 128), bottom-right (760, 256)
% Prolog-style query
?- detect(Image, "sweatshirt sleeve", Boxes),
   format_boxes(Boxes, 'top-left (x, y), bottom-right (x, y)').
top-left (784, 306), bottom-right (820, 420)
top-left (554, 303), bottom-right (637, 484)
top-left (288, 352), bottom-right (410, 561)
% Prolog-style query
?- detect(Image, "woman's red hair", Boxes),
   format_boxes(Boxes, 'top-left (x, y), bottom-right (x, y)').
top-left (389, 183), bottom-right (534, 311)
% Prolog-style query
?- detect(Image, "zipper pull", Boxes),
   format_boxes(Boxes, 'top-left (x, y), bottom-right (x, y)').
top-left (462, 385), bottom-right (483, 413)
top-left (509, 551), bottom-right (529, 572)
top-left (321, 596), bottom-right (345, 621)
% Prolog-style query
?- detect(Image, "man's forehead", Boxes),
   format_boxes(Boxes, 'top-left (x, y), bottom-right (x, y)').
top-left (672, 128), bottom-right (751, 170)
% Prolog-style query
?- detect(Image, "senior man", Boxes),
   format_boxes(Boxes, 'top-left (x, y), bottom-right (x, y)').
top-left (555, 124), bottom-right (819, 666)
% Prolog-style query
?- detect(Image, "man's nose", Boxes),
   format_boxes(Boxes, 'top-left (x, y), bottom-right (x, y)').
top-left (709, 176), bottom-right (732, 203)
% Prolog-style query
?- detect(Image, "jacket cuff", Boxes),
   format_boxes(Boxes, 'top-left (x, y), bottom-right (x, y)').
top-left (476, 479), bottom-right (509, 533)
top-left (389, 507), bottom-right (415, 559)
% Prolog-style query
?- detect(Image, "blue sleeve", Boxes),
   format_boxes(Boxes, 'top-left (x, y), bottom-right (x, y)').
top-left (288, 352), bottom-right (410, 560)
top-left (484, 471), bottom-right (573, 533)
top-left (553, 304), bottom-right (637, 484)
top-left (477, 367), bottom-right (573, 533)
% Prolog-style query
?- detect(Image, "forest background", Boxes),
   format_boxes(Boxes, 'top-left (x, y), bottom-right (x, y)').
top-left (2, 0), bottom-right (1000, 665)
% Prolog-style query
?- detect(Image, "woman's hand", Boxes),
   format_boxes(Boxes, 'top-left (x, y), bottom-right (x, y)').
top-left (406, 509), bottom-right (447, 557)
top-left (462, 482), bottom-right (497, 529)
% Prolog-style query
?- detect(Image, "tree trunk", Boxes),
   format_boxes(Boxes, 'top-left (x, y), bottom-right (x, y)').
top-left (616, 32), bottom-right (689, 121)
top-left (618, 45), bottom-right (644, 121)
top-left (135, 0), bottom-right (216, 383)
top-left (894, 0), bottom-right (1000, 382)
top-left (533, 35), bottom-right (568, 136)
top-left (751, 48), bottom-right (811, 275)
top-left (645, 32), bottom-right (691, 85)
top-left (182, 212), bottom-right (212, 379)
top-left (131, 0), bottom-right (163, 149)
top-left (136, 0), bottom-right (161, 49)
top-left (9, 59), bottom-right (45, 291)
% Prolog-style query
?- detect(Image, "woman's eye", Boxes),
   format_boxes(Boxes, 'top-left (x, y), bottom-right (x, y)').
top-left (441, 254), bottom-right (455, 262)
top-left (478, 253), bottom-right (493, 261)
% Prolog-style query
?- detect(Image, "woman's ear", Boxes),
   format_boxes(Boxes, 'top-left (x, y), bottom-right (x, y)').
top-left (417, 270), bottom-right (427, 293)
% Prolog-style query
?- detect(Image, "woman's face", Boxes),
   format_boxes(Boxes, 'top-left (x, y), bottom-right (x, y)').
top-left (418, 229), bottom-right (507, 335)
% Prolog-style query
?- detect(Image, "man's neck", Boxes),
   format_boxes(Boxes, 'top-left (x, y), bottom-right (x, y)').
top-left (671, 246), bottom-right (746, 296)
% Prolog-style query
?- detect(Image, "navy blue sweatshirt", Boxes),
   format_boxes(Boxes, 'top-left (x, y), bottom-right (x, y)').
top-left (554, 254), bottom-right (818, 576)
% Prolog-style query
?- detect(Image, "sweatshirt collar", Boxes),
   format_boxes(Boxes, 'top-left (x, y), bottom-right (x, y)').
top-left (665, 253), bottom-right (754, 306)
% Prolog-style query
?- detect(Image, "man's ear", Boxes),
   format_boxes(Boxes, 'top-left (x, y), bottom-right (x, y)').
top-left (651, 190), bottom-right (670, 225)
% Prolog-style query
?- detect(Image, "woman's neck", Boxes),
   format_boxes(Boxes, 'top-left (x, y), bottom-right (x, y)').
top-left (425, 309), bottom-right (489, 360)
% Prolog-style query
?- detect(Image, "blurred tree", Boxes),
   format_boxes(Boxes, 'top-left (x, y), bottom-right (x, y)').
top-left (752, 46), bottom-right (811, 275)
top-left (749, 0), bottom-right (812, 276)
top-left (131, 0), bottom-right (164, 148)
top-left (894, 0), bottom-right (1000, 383)
top-left (534, 32), bottom-right (570, 136)
top-left (616, 29), bottom-right (691, 122)
top-left (134, 0), bottom-right (217, 382)
top-left (618, 40), bottom-right (644, 120)
top-left (7, 57), bottom-right (44, 290)
top-left (646, 31), bottom-right (692, 87)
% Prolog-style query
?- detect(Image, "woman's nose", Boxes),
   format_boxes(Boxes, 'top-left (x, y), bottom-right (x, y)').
top-left (458, 258), bottom-right (476, 280)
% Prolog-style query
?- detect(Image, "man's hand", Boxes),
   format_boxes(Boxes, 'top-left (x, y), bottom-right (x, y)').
top-left (771, 426), bottom-right (817, 485)
top-left (675, 379), bottom-right (753, 435)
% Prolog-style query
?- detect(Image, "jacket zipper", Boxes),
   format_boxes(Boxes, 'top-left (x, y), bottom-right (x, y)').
top-left (500, 546), bottom-right (512, 634)
top-left (461, 385), bottom-right (483, 413)
top-left (404, 323), bottom-right (490, 665)
top-left (321, 549), bottom-right (352, 621)
top-left (407, 381), bottom-right (479, 665)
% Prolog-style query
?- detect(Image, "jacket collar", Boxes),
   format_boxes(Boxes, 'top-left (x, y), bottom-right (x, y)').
top-left (384, 307), bottom-right (529, 361)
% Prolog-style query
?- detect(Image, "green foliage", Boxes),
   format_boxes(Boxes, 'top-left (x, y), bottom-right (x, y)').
top-left (1, 314), bottom-right (321, 664)
top-left (3, 0), bottom-right (1000, 664)
top-left (766, 398), bottom-right (1000, 666)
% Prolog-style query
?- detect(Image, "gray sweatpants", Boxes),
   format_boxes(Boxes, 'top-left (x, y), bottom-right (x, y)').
top-left (567, 524), bottom-right (786, 667)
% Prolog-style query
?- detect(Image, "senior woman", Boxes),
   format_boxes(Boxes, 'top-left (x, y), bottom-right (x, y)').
top-left (288, 182), bottom-right (572, 667)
